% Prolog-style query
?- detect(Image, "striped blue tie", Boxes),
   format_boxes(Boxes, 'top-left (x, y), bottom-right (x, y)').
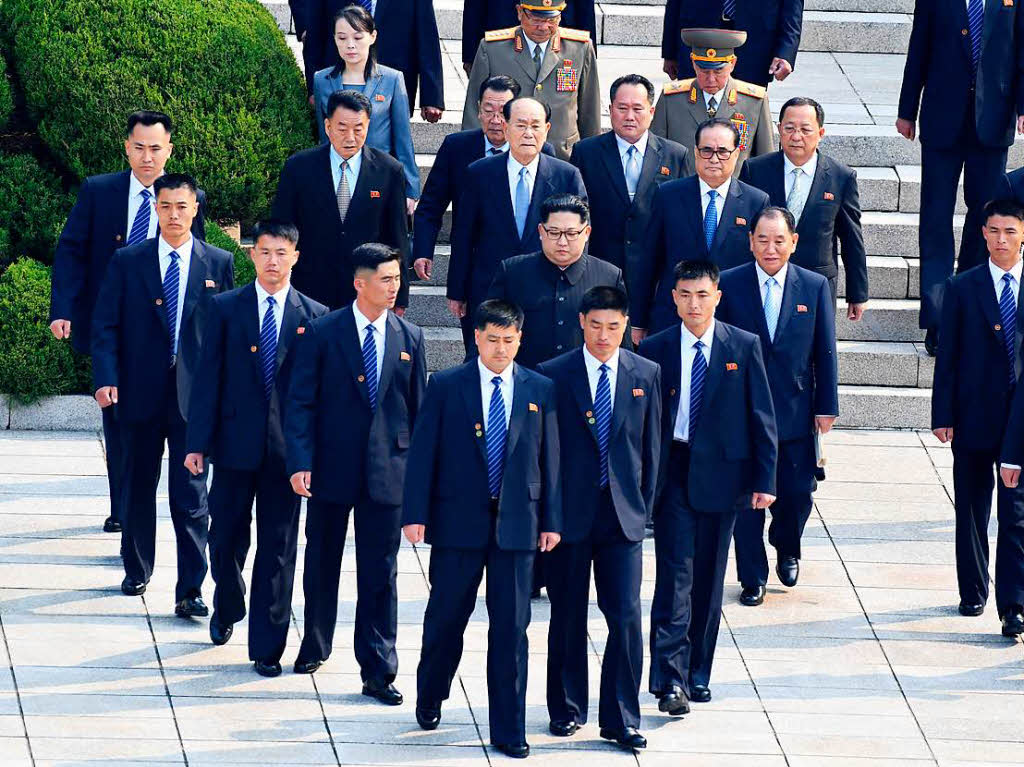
top-left (260, 297), bottom-right (277, 401)
top-left (999, 273), bottom-right (1017, 386)
top-left (163, 251), bottom-right (180, 365)
top-left (689, 340), bottom-right (707, 437)
top-left (967, 0), bottom-right (983, 75)
top-left (486, 376), bottom-right (507, 498)
top-left (722, 0), bottom-right (737, 19)
top-left (594, 363), bottom-right (612, 488)
top-left (514, 166), bottom-right (530, 239)
top-left (127, 189), bottom-right (151, 246)
top-left (362, 325), bottom-right (378, 411)
top-left (764, 276), bottom-right (780, 341)
top-left (703, 190), bottom-right (718, 253)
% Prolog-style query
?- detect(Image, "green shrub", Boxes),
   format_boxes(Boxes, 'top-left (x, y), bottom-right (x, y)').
top-left (5, 0), bottom-right (312, 224)
top-left (0, 55), bottom-right (12, 130)
top-left (0, 151), bottom-right (74, 269)
top-left (0, 258), bottom-right (91, 403)
top-left (205, 220), bottom-right (255, 287)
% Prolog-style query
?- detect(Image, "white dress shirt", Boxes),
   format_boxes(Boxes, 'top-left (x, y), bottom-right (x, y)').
top-left (699, 177), bottom-right (732, 226)
top-left (755, 261), bottom-right (788, 308)
top-left (255, 281), bottom-right (289, 340)
top-left (485, 137), bottom-right (510, 155)
top-left (508, 153), bottom-right (540, 219)
top-left (615, 131), bottom-right (648, 199)
top-left (479, 358), bottom-right (514, 431)
top-left (353, 302), bottom-right (388, 381)
top-left (157, 235), bottom-right (192, 350)
top-left (989, 258), bottom-right (1023, 304)
top-left (126, 173), bottom-right (158, 240)
top-left (330, 144), bottom-right (362, 196)
top-left (703, 88), bottom-right (727, 113)
top-left (582, 346), bottom-right (619, 416)
top-left (674, 320), bottom-right (716, 442)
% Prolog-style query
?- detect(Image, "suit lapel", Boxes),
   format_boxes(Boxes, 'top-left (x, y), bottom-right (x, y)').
top-left (635, 134), bottom-right (663, 201)
top-left (513, 29), bottom-right (541, 83)
top-left (974, 266), bottom-right (1004, 343)
top-left (242, 284), bottom-right (261, 372)
top-left (686, 181), bottom-right (707, 257)
top-left (797, 156), bottom-right (831, 234)
top-left (496, 157), bottom-right (521, 243)
top-left (276, 286), bottom-right (302, 371)
top-left (114, 171), bottom-right (132, 242)
top-left (336, 308), bottom-right (372, 408)
top-left (143, 242), bottom-right (170, 336)
top-left (319, 145), bottom-right (341, 224)
top-left (537, 38), bottom-right (559, 84)
top-left (505, 364), bottom-right (531, 460)
top-left (767, 152), bottom-right (787, 206)
top-left (345, 149), bottom-right (374, 225)
top-left (698, 323), bottom-right (729, 421)
top-left (609, 351), bottom-right (634, 442)
top-left (710, 181), bottom-right (742, 255)
top-left (773, 264), bottom-right (801, 343)
top-left (459, 363), bottom-right (489, 467)
top-left (570, 351), bottom-right (600, 447)
top-left (664, 325), bottom-right (682, 432)
top-left (957, 0), bottom-right (974, 63)
top-left (525, 156), bottom-right (556, 239)
top-left (362, 69), bottom-right (385, 107)
top-left (600, 133), bottom-right (631, 205)
top-left (376, 311), bottom-right (403, 401)
top-left (372, 0), bottom-right (391, 22)
top-left (179, 240), bottom-right (208, 332)
top-left (744, 263), bottom-right (772, 347)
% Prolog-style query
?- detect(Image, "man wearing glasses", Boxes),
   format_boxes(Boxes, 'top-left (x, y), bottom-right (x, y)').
top-left (461, 0), bottom-right (600, 160)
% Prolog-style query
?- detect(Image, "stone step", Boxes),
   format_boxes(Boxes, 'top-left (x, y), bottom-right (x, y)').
top-left (836, 384), bottom-right (930, 428)
top-left (807, 0), bottom-right (914, 11)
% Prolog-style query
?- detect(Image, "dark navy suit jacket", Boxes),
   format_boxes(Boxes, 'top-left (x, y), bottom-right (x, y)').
top-left (537, 348), bottom-right (661, 543)
top-left (639, 320), bottom-right (778, 511)
top-left (402, 361), bottom-right (562, 551)
top-left (448, 152), bottom-right (587, 306)
top-left (717, 262), bottom-right (839, 443)
top-left (91, 238), bottom-right (234, 423)
top-left (50, 170), bottom-right (207, 355)
top-left (285, 305), bottom-right (427, 507)
top-left (998, 166), bottom-right (1024, 205)
top-left (461, 0), bottom-right (597, 65)
top-left (185, 283), bottom-right (329, 471)
top-left (632, 175), bottom-right (769, 331)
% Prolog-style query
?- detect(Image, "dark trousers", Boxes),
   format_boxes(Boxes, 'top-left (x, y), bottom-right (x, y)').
top-left (297, 496), bottom-right (401, 682)
top-left (417, 520), bottom-right (535, 746)
top-left (952, 446), bottom-right (1024, 615)
top-left (734, 435), bottom-right (817, 587)
top-left (101, 404), bottom-right (124, 523)
top-left (208, 463), bottom-right (301, 663)
top-left (119, 374), bottom-right (209, 601)
top-left (546, 491), bottom-right (643, 731)
top-left (649, 442), bottom-right (736, 696)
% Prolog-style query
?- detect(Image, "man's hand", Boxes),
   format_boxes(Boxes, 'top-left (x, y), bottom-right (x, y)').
top-left (94, 386), bottom-right (118, 408)
top-left (769, 58), bottom-right (793, 81)
top-left (183, 453), bottom-right (204, 476)
top-left (447, 299), bottom-right (467, 319)
top-left (751, 492), bottom-right (776, 509)
top-left (932, 427), bottom-right (954, 444)
top-left (421, 106), bottom-right (443, 123)
top-left (414, 258), bottom-right (433, 281)
top-left (49, 319), bottom-right (71, 340)
top-left (815, 415), bottom-right (837, 435)
top-left (1001, 466), bottom-right (1021, 488)
top-left (895, 118), bottom-right (916, 141)
top-left (406, 198), bottom-right (418, 217)
top-left (662, 59), bottom-right (678, 80)
top-left (1017, 115), bottom-right (1024, 135)
top-left (290, 471), bottom-right (312, 498)
top-left (462, 62), bottom-right (473, 76)
top-left (538, 532), bottom-right (561, 552)
top-left (631, 327), bottom-right (648, 346)
top-left (403, 523), bottom-right (425, 544)
top-left (847, 302), bottom-right (867, 322)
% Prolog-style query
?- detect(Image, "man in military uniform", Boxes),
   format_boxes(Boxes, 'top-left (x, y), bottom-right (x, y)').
top-left (462, 0), bottom-right (601, 160)
top-left (652, 28), bottom-right (772, 177)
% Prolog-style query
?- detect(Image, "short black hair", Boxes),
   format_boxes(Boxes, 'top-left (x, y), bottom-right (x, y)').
top-left (694, 117), bottom-right (740, 150)
top-left (252, 219), bottom-right (300, 247)
top-left (778, 96), bottom-right (825, 128)
top-left (540, 194), bottom-right (589, 225)
top-left (479, 75), bottom-right (521, 102)
top-left (673, 259), bottom-right (720, 286)
top-left (326, 89), bottom-right (373, 120)
top-left (153, 173), bottom-right (197, 198)
top-left (351, 242), bottom-right (402, 274)
top-left (750, 206), bottom-right (796, 236)
top-left (983, 198), bottom-right (1024, 225)
top-left (127, 110), bottom-right (173, 136)
top-left (609, 74), bottom-right (655, 105)
top-left (502, 96), bottom-right (552, 123)
top-left (579, 286), bottom-right (628, 316)
top-left (474, 299), bottom-right (524, 331)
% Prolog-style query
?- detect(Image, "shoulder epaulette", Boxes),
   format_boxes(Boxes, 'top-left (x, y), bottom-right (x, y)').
top-left (558, 27), bottom-right (591, 42)
top-left (732, 80), bottom-right (766, 99)
top-left (662, 78), bottom-right (694, 96)
top-left (484, 26), bottom-right (517, 42)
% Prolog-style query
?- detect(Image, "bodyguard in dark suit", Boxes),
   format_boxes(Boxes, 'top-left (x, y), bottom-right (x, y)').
top-left (741, 97), bottom-right (869, 315)
top-left (448, 97), bottom-right (587, 354)
top-left (897, 0), bottom-right (1024, 353)
top-left (404, 300), bottom-right (561, 759)
top-left (997, 166), bottom-right (1024, 206)
top-left (49, 110), bottom-right (207, 534)
top-left (570, 74), bottom-right (692, 301)
top-left (631, 118), bottom-right (769, 338)
top-left (184, 221), bottom-right (328, 676)
top-left (934, 199), bottom-right (1024, 638)
top-left (639, 259), bottom-right (776, 711)
top-left (286, 244), bottom-right (426, 701)
top-left (717, 208), bottom-right (838, 606)
top-left (272, 90), bottom-right (409, 311)
top-left (91, 174), bottom-right (234, 615)
top-left (538, 287), bottom-right (660, 751)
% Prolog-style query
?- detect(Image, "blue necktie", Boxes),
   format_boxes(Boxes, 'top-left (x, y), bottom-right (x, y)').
top-left (703, 190), bottom-right (718, 253)
top-left (967, 0), bottom-right (983, 75)
top-left (594, 363), bottom-right (612, 488)
top-left (514, 166), bottom-right (530, 239)
top-left (363, 325), bottom-right (378, 411)
top-left (689, 340), bottom-right (707, 438)
top-left (357, 0), bottom-right (373, 12)
top-left (486, 376), bottom-right (507, 498)
top-left (763, 276), bottom-right (780, 341)
top-left (999, 273), bottom-right (1017, 386)
top-left (624, 145), bottom-right (641, 200)
top-left (259, 296), bottom-right (277, 401)
top-left (163, 251), bottom-right (180, 365)
top-left (127, 189), bottom-right (151, 246)
top-left (722, 0), bottom-right (737, 19)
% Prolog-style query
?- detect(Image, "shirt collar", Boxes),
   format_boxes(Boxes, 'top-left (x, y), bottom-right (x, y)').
top-left (783, 150), bottom-right (818, 178)
top-left (255, 280), bottom-right (290, 307)
top-left (478, 357), bottom-right (515, 386)
top-left (699, 176), bottom-right (731, 200)
top-left (989, 257), bottom-right (1024, 288)
top-left (582, 345), bottom-right (619, 378)
top-left (508, 152), bottom-right (541, 177)
top-left (615, 131), bottom-right (649, 160)
top-left (128, 172), bottom-right (156, 199)
top-left (330, 144), bottom-right (362, 172)
top-left (524, 37), bottom-right (548, 58)
top-left (486, 138), bottom-right (510, 155)
top-left (545, 253), bottom-right (587, 285)
top-left (681, 319), bottom-right (715, 350)
top-left (703, 87), bottom-right (727, 109)
top-left (755, 261), bottom-right (789, 290)
top-left (158, 235), bottom-right (193, 260)
top-left (352, 302), bottom-right (388, 336)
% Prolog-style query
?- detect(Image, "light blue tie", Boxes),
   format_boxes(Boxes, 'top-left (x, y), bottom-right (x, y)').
top-left (127, 189), bottom-right (151, 246)
top-left (689, 340), bottom-right (707, 438)
top-left (163, 251), bottom-right (180, 365)
top-left (703, 190), bottom-right (719, 253)
top-left (967, 0), bottom-right (983, 76)
top-left (624, 146), bottom-right (641, 200)
top-left (594, 363), bottom-right (612, 488)
top-left (999, 273), bottom-right (1017, 386)
top-left (259, 296), bottom-right (277, 400)
top-left (363, 325), bottom-right (378, 411)
top-left (514, 166), bottom-right (530, 239)
top-left (486, 376), bottom-right (507, 498)
top-left (763, 276), bottom-right (780, 342)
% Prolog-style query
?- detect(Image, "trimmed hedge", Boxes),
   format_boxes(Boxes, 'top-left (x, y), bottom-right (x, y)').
top-left (205, 221), bottom-right (256, 287)
top-left (4, 0), bottom-right (312, 224)
top-left (0, 55), bottom-right (12, 129)
top-left (0, 151), bottom-right (74, 270)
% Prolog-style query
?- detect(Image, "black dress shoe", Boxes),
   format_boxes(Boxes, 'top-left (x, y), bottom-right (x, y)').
top-left (209, 620), bottom-right (233, 646)
top-left (600, 727), bottom-right (647, 749)
top-left (1001, 608), bottom-right (1024, 637)
top-left (293, 659), bottom-right (324, 674)
top-left (690, 685), bottom-right (712, 703)
top-left (415, 702), bottom-right (441, 730)
top-left (103, 516), bottom-right (122, 533)
top-left (175, 596), bottom-right (209, 618)
top-left (776, 556), bottom-right (800, 588)
top-left (548, 719), bottom-right (579, 737)
top-left (924, 327), bottom-right (939, 357)
top-left (493, 742), bottom-right (529, 759)
top-left (959, 601), bottom-right (985, 617)
top-left (120, 577), bottom-right (146, 596)
top-left (740, 585), bottom-right (766, 606)
top-left (254, 660), bottom-right (282, 677)
top-left (657, 685), bottom-right (690, 716)
top-left (362, 679), bottom-right (403, 705)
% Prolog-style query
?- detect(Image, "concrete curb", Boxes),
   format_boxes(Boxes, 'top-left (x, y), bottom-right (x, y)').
top-left (2, 394), bottom-right (102, 431)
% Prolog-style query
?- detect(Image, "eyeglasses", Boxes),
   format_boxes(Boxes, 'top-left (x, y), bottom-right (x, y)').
top-left (541, 226), bottom-right (586, 242)
top-left (696, 146), bottom-right (737, 160)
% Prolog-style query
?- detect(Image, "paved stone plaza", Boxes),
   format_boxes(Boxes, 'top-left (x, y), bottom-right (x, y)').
top-left (0, 427), bottom-right (1022, 766)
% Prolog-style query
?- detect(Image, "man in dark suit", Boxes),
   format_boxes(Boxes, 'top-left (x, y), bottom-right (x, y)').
top-left (631, 117), bottom-right (770, 340)
top-left (272, 90), bottom-right (409, 312)
top-left (897, 0), bottom-right (1024, 355)
top-left (49, 110), bottom-right (207, 534)
top-left (449, 97), bottom-right (587, 355)
top-left (91, 174), bottom-right (234, 615)
top-left (639, 259), bottom-right (776, 711)
top-left (997, 166), bottom-right (1024, 206)
top-left (403, 300), bottom-right (561, 759)
top-left (717, 207), bottom-right (838, 606)
top-left (286, 244), bottom-right (427, 701)
top-left (570, 74), bottom-right (692, 301)
top-left (183, 221), bottom-right (328, 676)
top-left (661, 0), bottom-right (803, 87)
top-left (741, 97), bottom-right (869, 316)
top-left (537, 287), bottom-right (660, 750)
top-left (934, 199), bottom-right (1024, 638)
